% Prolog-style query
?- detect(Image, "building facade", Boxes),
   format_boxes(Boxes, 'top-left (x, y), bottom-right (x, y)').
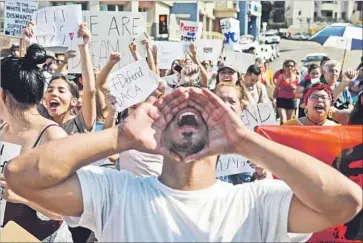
top-left (314, 1), bottom-right (356, 22)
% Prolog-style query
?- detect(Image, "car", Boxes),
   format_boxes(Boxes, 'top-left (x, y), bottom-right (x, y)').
top-left (301, 53), bottom-right (328, 67)
top-left (291, 33), bottom-right (310, 41)
top-left (262, 30), bottom-right (281, 44)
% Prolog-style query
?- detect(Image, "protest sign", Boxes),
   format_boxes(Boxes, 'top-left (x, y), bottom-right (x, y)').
top-left (0, 141), bottom-right (21, 229)
top-left (3, 0), bottom-right (38, 38)
top-left (196, 39), bottom-right (223, 62)
top-left (108, 59), bottom-right (158, 112)
top-left (255, 126), bottom-right (363, 243)
top-left (220, 18), bottom-right (240, 51)
top-left (0, 221), bottom-right (40, 242)
top-left (30, 4), bottom-right (83, 47)
top-left (180, 20), bottom-right (202, 55)
top-left (153, 41), bottom-right (183, 70)
top-left (240, 102), bottom-right (277, 131)
top-left (68, 11), bottom-right (147, 73)
top-left (216, 154), bottom-right (255, 177)
top-left (179, 20), bottom-right (202, 42)
top-left (225, 50), bottom-right (255, 74)
top-left (216, 102), bottom-right (276, 177)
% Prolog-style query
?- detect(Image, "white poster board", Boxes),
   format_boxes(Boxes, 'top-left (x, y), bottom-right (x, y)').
top-left (0, 141), bottom-right (22, 229)
top-left (216, 154), bottom-right (255, 177)
top-left (225, 50), bottom-right (255, 74)
top-left (216, 102), bottom-right (277, 177)
top-left (153, 41), bottom-right (183, 70)
top-left (68, 11), bottom-right (147, 73)
top-left (180, 20), bottom-right (202, 55)
top-left (220, 18), bottom-right (240, 51)
top-left (240, 102), bottom-right (278, 131)
top-left (108, 59), bottom-right (158, 112)
top-left (3, 0), bottom-right (38, 37)
top-left (196, 39), bottom-right (223, 62)
top-left (30, 4), bottom-right (83, 47)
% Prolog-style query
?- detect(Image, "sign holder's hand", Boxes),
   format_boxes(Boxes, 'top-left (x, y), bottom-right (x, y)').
top-left (109, 52), bottom-right (121, 65)
top-left (78, 23), bottom-right (91, 46)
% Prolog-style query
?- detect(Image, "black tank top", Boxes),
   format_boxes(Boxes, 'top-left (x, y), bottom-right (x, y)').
top-left (2, 124), bottom-right (62, 240)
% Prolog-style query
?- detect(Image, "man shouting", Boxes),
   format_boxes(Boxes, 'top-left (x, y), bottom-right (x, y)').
top-left (4, 87), bottom-right (362, 242)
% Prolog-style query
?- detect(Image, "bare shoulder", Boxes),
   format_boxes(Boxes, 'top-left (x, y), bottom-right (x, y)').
top-left (42, 123), bottom-right (68, 142)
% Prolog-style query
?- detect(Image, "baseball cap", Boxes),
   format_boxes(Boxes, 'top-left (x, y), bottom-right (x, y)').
top-left (46, 51), bottom-right (56, 59)
top-left (217, 65), bottom-right (237, 73)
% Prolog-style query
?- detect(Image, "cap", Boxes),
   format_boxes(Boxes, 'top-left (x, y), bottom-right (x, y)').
top-left (217, 65), bottom-right (238, 73)
top-left (46, 51), bottom-right (56, 59)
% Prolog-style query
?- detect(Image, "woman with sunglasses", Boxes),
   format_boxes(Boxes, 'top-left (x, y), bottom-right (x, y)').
top-left (0, 44), bottom-right (71, 241)
top-left (284, 83), bottom-right (339, 126)
top-left (273, 60), bottom-right (300, 124)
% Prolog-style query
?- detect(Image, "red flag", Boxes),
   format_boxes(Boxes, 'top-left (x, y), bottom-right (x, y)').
top-left (255, 125), bottom-right (363, 242)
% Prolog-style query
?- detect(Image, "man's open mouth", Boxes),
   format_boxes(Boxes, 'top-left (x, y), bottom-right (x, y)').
top-left (177, 112), bottom-right (199, 127)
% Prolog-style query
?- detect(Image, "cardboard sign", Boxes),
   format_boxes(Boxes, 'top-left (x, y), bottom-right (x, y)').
top-left (0, 141), bottom-right (22, 229)
top-left (196, 39), bottom-right (223, 61)
top-left (153, 41), bottom-right (183, 70)
top-left (240, 102), bottom-right (277, 131)
top-left (68, 11), bottom-right (147, 73)
top-left (216, 154), bottom-right (255, 177)
top-left (220, 18), bottom-right (240, 51)
top-left (225, 50), bottom-right (255, 74)
top-left (0, 221), bottom-right (40, 242)
top-left (30, 4), bottom-right (83, 47)
top-left (3, 0), bottom-right (38, 37)
top-left (179, 20), bottom-right (202, 42)
top-left (108, 59), bottom-right (158, 112)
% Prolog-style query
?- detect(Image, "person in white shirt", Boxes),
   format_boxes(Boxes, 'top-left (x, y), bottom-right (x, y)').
top-left (240, 64), bottom-right (270, 106)
top-left (4, 87), bottom-right (362, 242)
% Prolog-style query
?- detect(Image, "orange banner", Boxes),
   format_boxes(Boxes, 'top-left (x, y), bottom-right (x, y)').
top-left (255, 125), bottom-right (363, 243)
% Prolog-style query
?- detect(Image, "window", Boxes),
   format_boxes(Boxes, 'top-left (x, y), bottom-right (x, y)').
top-left (138, 8), bottom-right (147, 12)
top-left (357, 1), bottom-right (363, 11)
top-left (108, 5), bottom-right (116, 11)
top-left (334, 12), bottom-right (338, 18)
top-left (341, 12), bottom-right (346, 19)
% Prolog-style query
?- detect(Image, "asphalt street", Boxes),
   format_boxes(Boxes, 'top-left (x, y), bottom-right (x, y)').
top-left (269, 39), bottom-right (362, 73)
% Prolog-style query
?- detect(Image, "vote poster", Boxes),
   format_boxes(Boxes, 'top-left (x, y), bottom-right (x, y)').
top-left (180, 20), bottom-right (202, 55)
top-left (255, 125), bottom-right (363, 243)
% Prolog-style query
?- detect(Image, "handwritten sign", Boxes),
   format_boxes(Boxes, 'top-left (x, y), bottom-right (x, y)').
top-left (108, 59), bottom-right (158, 112)
top-left (0, 141), bottom-right (21, 229)
top-left (225, 50), bottom-right (255, 74)
top-left (180, 20), bottom-right (202, 41)
top-left (153, 41), bottom-right (184, 70)
top-left (220, 18), bottom-right (240, 51)
top-left (241, 102), bottom-right (277, 131)
top-left (68, 11), bottom-right (147, 73)
top-left (30, 4), bottom-right (83, 47)
top-left (196, 39), bottom-right (223, 61)
top-left (216, 154), bottom-right (255, 177)
top-left (216, 102), bottom-right (277, 176)
top-left (3, 0), bottom-right (38, 37)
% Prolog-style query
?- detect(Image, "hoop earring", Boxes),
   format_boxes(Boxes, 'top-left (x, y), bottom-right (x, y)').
top-left (304, 108), bottom-right (308, 115)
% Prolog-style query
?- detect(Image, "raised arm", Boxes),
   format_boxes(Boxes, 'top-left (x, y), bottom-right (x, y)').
top-left (152, 45), bottom-right (160, 76)
top-left (79, 24), bottom-right (97, 131)
top-left (142, 35), bottom-right (157, 73)
top-left (188, 42), bottom-right (209, 87)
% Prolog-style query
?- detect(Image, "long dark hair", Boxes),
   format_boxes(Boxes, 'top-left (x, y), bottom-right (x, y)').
top-left (348, 92), bottom-right (363, 125)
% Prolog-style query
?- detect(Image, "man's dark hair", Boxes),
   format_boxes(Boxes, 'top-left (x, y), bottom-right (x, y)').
top-left (320, 56), bottom-right (331, 66)
top-left (308, 63), bottom-right (320, 73)
top-left (246, 64), bottom-right (261, 76)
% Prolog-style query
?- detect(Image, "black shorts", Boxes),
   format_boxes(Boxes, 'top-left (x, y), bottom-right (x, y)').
top-left (68, 226), bottom-right (92, 243)
top-left (276, 98), bottom-right (298, 110)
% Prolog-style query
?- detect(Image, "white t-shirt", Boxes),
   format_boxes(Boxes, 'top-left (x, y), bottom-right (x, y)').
top-left (117, 150), bottom-right (163, 177)
top-left (247, 84), bottom-right (270, 106)
top-left (63, 166), bottom-right (311, 242)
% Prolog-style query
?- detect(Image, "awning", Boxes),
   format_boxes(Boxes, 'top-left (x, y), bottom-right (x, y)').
top-left (100, 1), bottom-right (129, 5)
